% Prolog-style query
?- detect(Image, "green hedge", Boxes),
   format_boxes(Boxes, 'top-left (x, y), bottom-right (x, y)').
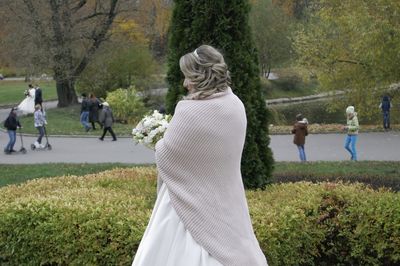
top-left (269, 100), bottom-right (400, 126)
top-left (1, 168), bottom-right (399, 265)
top-left (272, 161), bottom-right (400, 192)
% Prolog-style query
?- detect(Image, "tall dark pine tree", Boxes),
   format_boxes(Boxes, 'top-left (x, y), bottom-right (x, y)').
top-left (166, 0), bottom-right (274, 189)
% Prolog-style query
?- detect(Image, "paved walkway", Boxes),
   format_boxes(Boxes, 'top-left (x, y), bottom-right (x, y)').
top-left (0, 131), bottom-right (399, 164)
top-left (1, 102), bottom-right (399, 164)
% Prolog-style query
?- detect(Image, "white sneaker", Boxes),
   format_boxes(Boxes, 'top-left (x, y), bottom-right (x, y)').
top-left (34, 141), bottom-right (40, 148)
top-left (39, 144), bottom-right (46, 149)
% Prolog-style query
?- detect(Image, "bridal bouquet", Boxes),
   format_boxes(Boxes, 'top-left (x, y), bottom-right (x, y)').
top-left (132, 110), bottom-right (172, 149)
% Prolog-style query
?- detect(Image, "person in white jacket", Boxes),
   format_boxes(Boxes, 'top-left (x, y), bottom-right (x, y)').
top-left (33, 104), bottom-right (47, 148)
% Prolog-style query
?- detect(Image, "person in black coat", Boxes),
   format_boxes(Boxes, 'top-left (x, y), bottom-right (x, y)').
top-left (34, 84), bottom-right (43, 108)
top-left (88, 93), bottom-right (102, 130)
top-left (3, 107), bottom-right (22, 154)
top-left (379, 95), bottom-right (392, 130)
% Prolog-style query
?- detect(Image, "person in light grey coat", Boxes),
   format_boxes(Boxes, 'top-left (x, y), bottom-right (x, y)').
top-left (99, 102), bottom-right (116, 141)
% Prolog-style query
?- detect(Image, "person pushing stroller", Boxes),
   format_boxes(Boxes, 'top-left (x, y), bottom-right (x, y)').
top-left (33, 104), bottom-right (47, 149)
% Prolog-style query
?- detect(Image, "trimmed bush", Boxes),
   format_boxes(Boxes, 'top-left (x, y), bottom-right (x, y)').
top-left (272, 161), bottom-right (400, 192)
top-left (106, 87), bottom-right (146, 123)
top-left (247, 182), bottom-right (400, 265)
top-left (0, 168), bottom-right (157, 265)
top-left (1, 168), bottom-right (399, 265)
top-left (269, 99), bottom-right (400, 126)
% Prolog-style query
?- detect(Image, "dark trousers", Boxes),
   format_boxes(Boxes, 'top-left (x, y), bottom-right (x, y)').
top-left (35, 100), bottom-right (43, 109)
top-left (5, 130), bottom-right (16, 152)
top-left (91, 121), bottom-right (103, 130)
top-left (383, 111), bottom-right (390, 129)
top-left (36, 126), bottom-right (45, 143)
top-left (100, 127), bottom-right (116, 140)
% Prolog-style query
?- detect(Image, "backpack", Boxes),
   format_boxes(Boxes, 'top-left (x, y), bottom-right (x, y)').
top-left (381, 97), bottom-right (391, 111)
top-left (3, 117), bottom-right (10, 129)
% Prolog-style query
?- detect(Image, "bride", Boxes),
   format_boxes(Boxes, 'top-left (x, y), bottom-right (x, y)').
top-left (132, 45), bottom-right (267, 266)
top-left (17, 84), bottom-right (36, 114)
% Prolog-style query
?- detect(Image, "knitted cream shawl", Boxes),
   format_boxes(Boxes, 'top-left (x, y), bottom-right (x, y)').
top-left (155, 88), bottom-right (268, 266)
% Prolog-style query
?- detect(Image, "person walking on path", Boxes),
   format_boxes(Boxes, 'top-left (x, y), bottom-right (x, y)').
top-left (33, 104), bottom-right (47, 148)
top-left (89, 93), bottom-right (102, 130)
top-left (80, 93), bottom-right (91, 132)
top-left (132, 45), bottom-right (267, 266)
top-left (343, 106), bottom-right (359, 161)
top-left (379, 95), bottom-right (392, 130)
top-left (291, 113), bottom-right (308, 162)
top-left (98, 102), bottom-right (116, 141)
top-left (3, 107), bottom-right (21, 154)
top-left (34, 84), bottom-right (43, 109)
top-left (17, 84), bottom-right (36, 114)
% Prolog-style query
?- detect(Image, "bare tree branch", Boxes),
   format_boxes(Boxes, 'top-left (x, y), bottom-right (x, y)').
top-left (73, 0), bottom-right (119, 77)
top-left (336, 59), bottom-right (367, 66)
top-left (22, 0), bottom-right (50, 50)
top-left (71, 0), bottom-right (88, 13)
top-left (73, 12), bottom-right (109, 25)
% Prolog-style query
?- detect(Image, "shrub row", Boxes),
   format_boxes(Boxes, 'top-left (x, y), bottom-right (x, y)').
top-left (271, 161), bottom-right (400, 191)
top-left (268, 100), bottom-right (400, 126)
top-left (272, 173), bottom-right (400, 192)
top-left (0, 168), bottom-right (399, 265)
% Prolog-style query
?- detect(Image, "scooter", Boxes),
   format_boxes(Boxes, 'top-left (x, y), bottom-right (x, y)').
top-left (18, 127), bottom-right (27, 154)
top-left (31, 126), bottom-right (52, 151)
top-left (3, 128), bottom-right (27, 154)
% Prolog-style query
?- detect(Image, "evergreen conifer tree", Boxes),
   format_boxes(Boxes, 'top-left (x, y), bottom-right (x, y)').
top-left (166, 0), bottom-right (274, 189)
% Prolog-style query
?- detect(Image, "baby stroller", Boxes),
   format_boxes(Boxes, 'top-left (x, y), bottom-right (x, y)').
top-left (31, 126), bottom-right (52, 151)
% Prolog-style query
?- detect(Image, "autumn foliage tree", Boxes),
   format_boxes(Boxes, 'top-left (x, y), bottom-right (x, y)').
top-left (2, 0), bottom-right (129, 107)
top-left (294, 0), bottom-right (400, 117)
top-left (134, 0), bottom-right (172, 58)
top-left (250, 0), bottom-right (294, 77)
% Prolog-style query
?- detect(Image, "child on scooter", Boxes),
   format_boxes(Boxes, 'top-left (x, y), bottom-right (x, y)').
top-left (3, 107), bottom-right (22, 154)
top-left (34, 104), bottom-right (47, 149)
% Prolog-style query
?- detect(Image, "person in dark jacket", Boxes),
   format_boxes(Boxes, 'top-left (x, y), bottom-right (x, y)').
top-left (80, 93), bottom-right (91, 132)
top-left (99, 102), bottom-right (117, 141)
top-left (3, 107), bottom-right (22, 154)
top-left (89, 93), bottom-right (102, 130)
top-left (379, 95), bottom-right (392, 130)
top-left (34, 84), bottom-right (43, 108)
top-left (291, 113), bottom-right (308, 162)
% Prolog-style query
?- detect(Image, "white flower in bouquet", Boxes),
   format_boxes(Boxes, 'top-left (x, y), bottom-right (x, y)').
top-left (132, 110), bottom-right (172, 149)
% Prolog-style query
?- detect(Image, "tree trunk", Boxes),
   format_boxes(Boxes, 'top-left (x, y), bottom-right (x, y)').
top-left (266, 65), bottom-right (271, 79)
top-left (55, 74), bottom-right (78, 107)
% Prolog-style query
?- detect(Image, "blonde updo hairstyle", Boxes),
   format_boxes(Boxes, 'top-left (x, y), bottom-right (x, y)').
top-left (179, 45), bottom-right (231, 100)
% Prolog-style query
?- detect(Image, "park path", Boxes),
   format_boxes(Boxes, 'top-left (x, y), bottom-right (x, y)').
top-left (1, 102), bottom-right (399, 164)
top-left (0, 130), bottom-right (399, 164)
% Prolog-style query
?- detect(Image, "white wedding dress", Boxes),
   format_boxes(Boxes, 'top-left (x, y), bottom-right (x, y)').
top-left (132, 183), bottom-right (222, 266)
top-left (17, 88), bottom-right (36, 114)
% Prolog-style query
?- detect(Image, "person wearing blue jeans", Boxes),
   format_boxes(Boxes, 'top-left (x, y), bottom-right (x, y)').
top-left (343, 106), bottom-right (359, 161)
top-left (3, 107), bottom-right (21, 154)
top-left (292, 114), bottom-right (308, 162)
top-left (34, 104), bottom-right (47, 148)
top-left (379, 95), bottom-right (392, 130)
top-left (80, 93), bottom-right (91, 132)
top-left (344, 134), bottom-right (357, 161)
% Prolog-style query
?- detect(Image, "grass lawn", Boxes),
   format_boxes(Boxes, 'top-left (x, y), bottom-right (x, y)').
top-left (264, 81), bottom-right (317, 99)
top-left (15, 105), bottom-right (134, 136)
top-left (0, 163), bottom-right (136, 187)
top-left (262, 68), bottom-right (319, 99)
top-left (1, 161), bottom-right (399, 189)
top-left (0, 80), bottom-right (58, 106)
